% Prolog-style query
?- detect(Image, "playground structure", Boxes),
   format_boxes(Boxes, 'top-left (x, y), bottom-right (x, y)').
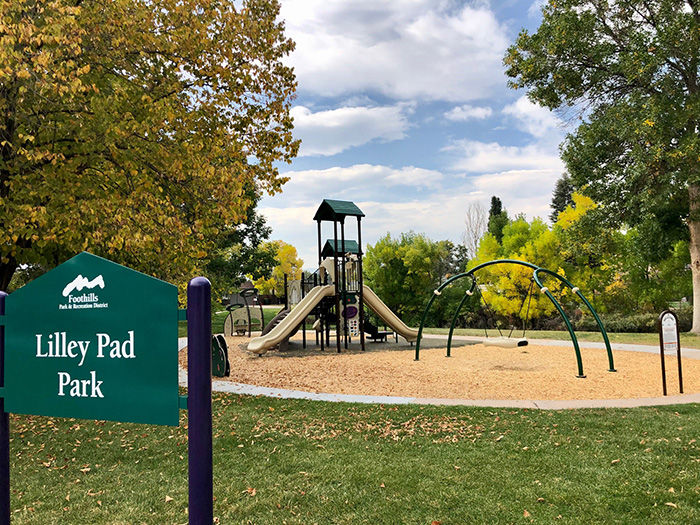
top-left (223, 286), bottom-right (264, 337)
top-left (414, 259), bottom-right (616, 378)
top-left (247, 200), bottom-right (418, 355)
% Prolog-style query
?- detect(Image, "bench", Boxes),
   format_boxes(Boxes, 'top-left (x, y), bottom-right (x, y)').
top-left (367, 330), bottom-right (393, 343)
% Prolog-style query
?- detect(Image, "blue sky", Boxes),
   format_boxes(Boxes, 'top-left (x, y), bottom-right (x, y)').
top-left (260, 0), bottom-right (567, 268)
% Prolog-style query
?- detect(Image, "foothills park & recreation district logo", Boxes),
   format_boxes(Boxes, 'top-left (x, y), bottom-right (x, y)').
top-left (59, 275), bottom-right (109, 311)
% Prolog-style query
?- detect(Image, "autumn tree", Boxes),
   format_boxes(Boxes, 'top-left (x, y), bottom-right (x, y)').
top-left (252, 241), bottom-right (303, 296)
top-left (505, 0), bottom-right (700, 331)
top-left (0, 0), bottom-right (299, 289)
top-left (469, 217), bottom-right (566, 327)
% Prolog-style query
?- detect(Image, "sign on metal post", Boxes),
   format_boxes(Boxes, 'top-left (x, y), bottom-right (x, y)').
top-left (3, 252), bottom-right (180, 426)
top-left (0, 253), bottom-right (214, 523)
top-left (658, 310), bottom-right (684, 396)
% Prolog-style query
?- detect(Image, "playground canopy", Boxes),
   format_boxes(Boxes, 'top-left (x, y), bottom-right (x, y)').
top-left (321, 239), bottom-right (360, 258)
top-left (313, 199), bottom-right (365, 222)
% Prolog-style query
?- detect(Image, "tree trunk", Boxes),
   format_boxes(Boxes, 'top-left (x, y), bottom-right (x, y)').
top-left (0, 261), bottom-right (18, 292)
top-left (689, 184), bottom-right (700, 334)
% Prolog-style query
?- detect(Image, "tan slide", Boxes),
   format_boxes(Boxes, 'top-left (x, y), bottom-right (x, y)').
top-left (247, 285), bottom-right (335, 354)
top-left (362, 285), bottom-right (419, 342)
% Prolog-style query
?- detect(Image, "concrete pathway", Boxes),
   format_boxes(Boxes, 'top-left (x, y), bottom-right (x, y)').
top-left (178, 336), bottom-right (700, 410)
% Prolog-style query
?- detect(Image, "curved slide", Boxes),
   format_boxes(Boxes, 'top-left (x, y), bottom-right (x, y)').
top-left (247, 285), bottom-right (335, 354)
top-left (362, 285), bottom-right (419, 342)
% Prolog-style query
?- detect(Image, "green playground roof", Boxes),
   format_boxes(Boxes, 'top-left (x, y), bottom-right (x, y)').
top-left (313, 199), bottom-right (365, 221)
top-left (321, 239), bottom-right (360, 258)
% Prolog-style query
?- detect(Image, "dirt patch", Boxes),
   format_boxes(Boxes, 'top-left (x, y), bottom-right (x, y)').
top-left (180, 335), bottom-right (698, 401)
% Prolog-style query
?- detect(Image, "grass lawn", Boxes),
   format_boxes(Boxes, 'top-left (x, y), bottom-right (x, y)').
top-left (8, 393), bottom-right (700, 523)
top-left (178, 306), bottom-right (284, 338)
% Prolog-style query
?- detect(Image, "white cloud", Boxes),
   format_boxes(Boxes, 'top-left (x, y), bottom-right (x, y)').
top-left (291, 105), bottom-right (411, 157)
top-left (502, 96), bottom-right (562, 139)
top-left (470, 168), bottom-right (561, 202)
top-left (444, 104), bottom-right (493, 121)
top-left (528, 0), bottom-right (547, 17)
top-left (280, 0), bottom-right (511, 102)
top-left (261, 163), bottom-right (560, 269)
top-left (444, 139), bottom-right (564, 173)
top-left (281, 164), bottom-right (443, 198)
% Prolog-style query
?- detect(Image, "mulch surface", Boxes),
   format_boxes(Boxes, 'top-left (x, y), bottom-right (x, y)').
top-left (179, 334), bottom-right (698, 401)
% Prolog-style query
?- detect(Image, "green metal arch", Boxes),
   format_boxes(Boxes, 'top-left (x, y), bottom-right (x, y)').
top-left (533, 268), bottom-right (615, 372)
top-left (415, 259), bottom-right (611, 378)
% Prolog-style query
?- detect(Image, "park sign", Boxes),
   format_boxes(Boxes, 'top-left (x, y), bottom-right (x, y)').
top-left (3, 252), bottom-right (180, 426)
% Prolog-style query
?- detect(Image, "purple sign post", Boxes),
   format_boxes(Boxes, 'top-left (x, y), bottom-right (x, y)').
top-left (0, 291), bottom-right (8, 525)
top-left (187, 277), bottom-right (213, 524)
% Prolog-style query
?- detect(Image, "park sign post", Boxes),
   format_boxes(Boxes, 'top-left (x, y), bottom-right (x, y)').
top-left (3, 252), bottom-right (179, 425)
top-left (0, 253), bottom-right (214, 524)
top-left (658, 310), bottom-right (684, 396)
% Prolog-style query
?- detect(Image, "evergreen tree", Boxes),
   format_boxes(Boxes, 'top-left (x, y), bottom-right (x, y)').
top-left (487, 196), bottom-right (509, 244)
top-left (549, 173), bottom-right (575, 223)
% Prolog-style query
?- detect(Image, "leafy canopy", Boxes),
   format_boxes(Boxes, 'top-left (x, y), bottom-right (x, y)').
top-left (504, 0), bottom-right (700, 329)
top-left (364, 232), bottom-right (456, 324)
top-left (253, 241), bottom-right (303, 296)
top-left (0, 0), bottom-right (299, 289)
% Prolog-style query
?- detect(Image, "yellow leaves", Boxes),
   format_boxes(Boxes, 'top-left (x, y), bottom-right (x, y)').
top-left (555, 192), bottom-right (596, 229)
top-left (644, 118), bottom-right (655, 127)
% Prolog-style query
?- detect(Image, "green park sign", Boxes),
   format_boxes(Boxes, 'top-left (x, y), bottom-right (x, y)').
top-left (3, 252), bottom-right (179, 426)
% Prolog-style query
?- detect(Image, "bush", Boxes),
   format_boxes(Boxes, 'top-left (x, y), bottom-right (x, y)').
top-left (572, 307), bottom-right (694, 333)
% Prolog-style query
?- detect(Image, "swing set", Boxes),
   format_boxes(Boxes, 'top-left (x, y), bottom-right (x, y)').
top-left (471, 274), bottom-right (534, 349)
top-left (415, 259), bottom-right (616, 378)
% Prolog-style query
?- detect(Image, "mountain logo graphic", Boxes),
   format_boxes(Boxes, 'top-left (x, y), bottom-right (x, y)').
top-left (62, 275), bottom-right (105, 297)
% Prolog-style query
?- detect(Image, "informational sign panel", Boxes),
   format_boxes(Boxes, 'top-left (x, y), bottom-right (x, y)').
top-left (3, 252), bottom-right (179, 425)
top-left (657, 310), bottom-right (684, 396)
top-left (660, 312), bottom-right (678, 352)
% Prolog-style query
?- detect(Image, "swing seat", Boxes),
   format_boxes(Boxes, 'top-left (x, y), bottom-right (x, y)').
top-left (483, 337), bottom-right (529, 348)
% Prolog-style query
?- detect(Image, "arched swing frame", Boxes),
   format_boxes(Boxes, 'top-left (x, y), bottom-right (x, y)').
top-left (415, 259), bottom-right (616, 377)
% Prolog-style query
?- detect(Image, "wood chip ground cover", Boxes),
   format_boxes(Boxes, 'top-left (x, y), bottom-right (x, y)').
top-left (180, 335), bottom-right (698, 401)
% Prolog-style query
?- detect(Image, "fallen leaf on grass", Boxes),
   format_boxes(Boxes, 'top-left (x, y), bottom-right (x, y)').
top-left (611, 459), bottom-right (620, 465)
top-left (523, 509), bottom-right (531, 517)
top-left (665, 502), bottom-right (677, 508)
top-left (243, 487), bottom-right (257, 497)
top-left (431, 521), bottom-right (442, 525)
top-left (165, 496), bottom-right (174, 503)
